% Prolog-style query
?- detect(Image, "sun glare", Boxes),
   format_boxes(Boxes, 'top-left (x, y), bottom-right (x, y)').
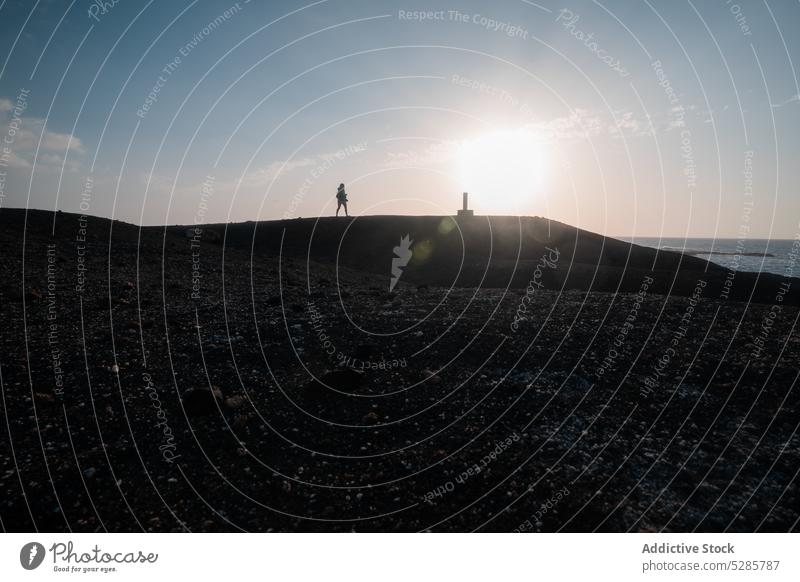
top-left (456, 128), bottom-right (547, 214)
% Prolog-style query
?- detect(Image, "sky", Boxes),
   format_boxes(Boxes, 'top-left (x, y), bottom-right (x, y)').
top-left (0, 0), bottom-right (798, 238)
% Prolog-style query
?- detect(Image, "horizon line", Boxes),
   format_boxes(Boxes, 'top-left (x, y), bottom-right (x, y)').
top-left (2, 206), bottom-right (795, 240)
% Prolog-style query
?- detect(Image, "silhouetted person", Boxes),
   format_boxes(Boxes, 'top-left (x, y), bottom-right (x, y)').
top-left (336, 183), bottom-right (348, 217)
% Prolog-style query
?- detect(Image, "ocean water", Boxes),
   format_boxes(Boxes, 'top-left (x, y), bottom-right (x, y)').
top-left (624, 238), bottom-right (799, 277)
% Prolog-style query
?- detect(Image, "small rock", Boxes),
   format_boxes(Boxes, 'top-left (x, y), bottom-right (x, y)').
top-left (362, 411), bottom-right (380, 425)
top-left (225, 395), bottom-right (245, 409)
top-left (422, 369), bottom-right (441, 384)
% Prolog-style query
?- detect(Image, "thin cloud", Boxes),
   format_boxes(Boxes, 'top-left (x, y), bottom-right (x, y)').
top-left (240, 158), bottom-right (317, 187)
top-left (383, 141), bottom-right (457, 168)
top-left (0, 101), bottom-right (86, 171)
top-left (1, 117), bottom-right (86, 155)
top-left (771, 94), bottom-right (799, 109)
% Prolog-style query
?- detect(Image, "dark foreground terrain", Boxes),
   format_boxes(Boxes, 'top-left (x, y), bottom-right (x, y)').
top-left (1, 208), bottom-right (798, 532)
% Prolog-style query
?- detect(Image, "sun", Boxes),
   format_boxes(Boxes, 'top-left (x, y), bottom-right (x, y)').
top-left (456, 128), bottom-right (547, 213)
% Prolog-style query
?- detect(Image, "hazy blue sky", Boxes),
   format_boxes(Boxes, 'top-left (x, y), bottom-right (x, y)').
top-left (1, 0), bottom-right (798, 237)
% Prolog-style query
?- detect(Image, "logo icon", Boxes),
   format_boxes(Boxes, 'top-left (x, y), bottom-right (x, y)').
top-left (20, 542), bottom-right (46, 570)
top-left (389, 234), bottom-right (413, 292)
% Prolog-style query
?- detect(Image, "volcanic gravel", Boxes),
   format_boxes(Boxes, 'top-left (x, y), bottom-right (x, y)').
top-left (1, 210), bottom-right (798, 532)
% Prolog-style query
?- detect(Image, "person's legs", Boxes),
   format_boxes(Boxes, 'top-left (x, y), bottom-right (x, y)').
top-left (336, 200), bottom-right (341, 216)
top-left (344, 201), bottom-right (348, 217)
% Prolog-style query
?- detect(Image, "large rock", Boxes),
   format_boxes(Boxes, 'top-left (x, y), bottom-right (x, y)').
top-left (182, 386), bottom-right (223, 417)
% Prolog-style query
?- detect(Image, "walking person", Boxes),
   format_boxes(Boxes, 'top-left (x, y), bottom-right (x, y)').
top-left (336, 183), bottom-right (349, 217)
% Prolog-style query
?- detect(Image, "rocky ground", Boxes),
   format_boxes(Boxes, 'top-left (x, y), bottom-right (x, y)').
top-left (1, 209), bottom-right (798, 532)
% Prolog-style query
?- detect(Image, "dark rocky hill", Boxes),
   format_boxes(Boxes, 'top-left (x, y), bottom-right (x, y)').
top-left (169, 214), bottom-right (797, 305)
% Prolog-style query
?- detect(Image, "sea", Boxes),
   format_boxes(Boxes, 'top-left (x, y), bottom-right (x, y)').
top-left (623, 238), bottom-right (800, 277)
